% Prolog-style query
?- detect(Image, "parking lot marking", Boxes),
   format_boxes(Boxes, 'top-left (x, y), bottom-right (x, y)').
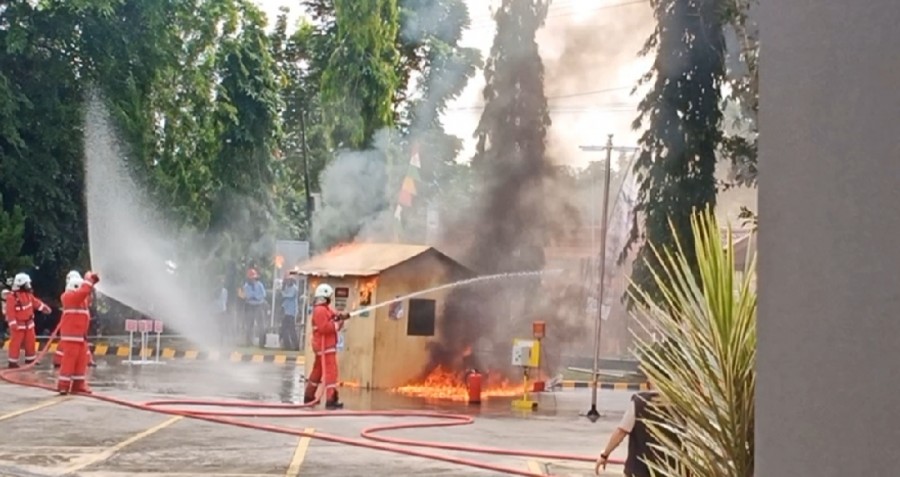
top-left (0, 395), bottom-right (69, 423)
top-left (285, 428), bottom-right (315, 476)
top-left (64, 415), bottom-right (183, 473)
top-left (527, 460), bottom-right (547, 475)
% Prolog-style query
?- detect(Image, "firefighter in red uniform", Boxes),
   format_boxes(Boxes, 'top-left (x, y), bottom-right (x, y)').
top-left (5, 273), bottom-right (51, 368)
top-left (53, 271), bottom-right (96, 369)
top-left (303, 284), bottom-right (350, 409)
top-left (57, 271), bottom-right (99, 394)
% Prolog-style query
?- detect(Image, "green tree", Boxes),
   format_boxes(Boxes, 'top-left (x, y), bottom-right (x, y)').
top-left (0, 1), bottom-right (89, 294)
top-left (0, 198), bottom-right (33, 282)
top-left (469, 0), bottom-right (551, 274)
top-left (319, 0), bottom-right (401, 149)
top-left (206, 1), bottom-right (284, 266)
top-left (721, 0), bottom-right (759, 189)
top-left (624, 0), bottom-right (728, 307)
top-left (270, 9), bottom-right (333, 242)
top-left (631, 208), bottom-right (756, 477)
top-left (393, 0), bottom-right (481, 243)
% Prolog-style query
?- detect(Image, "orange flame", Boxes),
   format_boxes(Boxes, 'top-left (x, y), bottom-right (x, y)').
top-left (391, 365), bottom-right (522, 402)
top-left (358, 277), bottom-right (377, 306)
top-left (324, 241), bottom-right (363, 255)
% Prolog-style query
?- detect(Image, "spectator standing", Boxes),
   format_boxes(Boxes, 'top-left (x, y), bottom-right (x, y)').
top-left (279, 272), bottom-right (300, 351)
top-left (241, 268), bottom-right (266, 347)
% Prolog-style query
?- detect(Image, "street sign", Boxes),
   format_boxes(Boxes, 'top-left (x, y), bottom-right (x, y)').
top-left (138, 320), bottom-right (153, 333)
top-left (125, 319), bottom-right (138, 332)
top-left (153, 320), bottom-right (164, 333)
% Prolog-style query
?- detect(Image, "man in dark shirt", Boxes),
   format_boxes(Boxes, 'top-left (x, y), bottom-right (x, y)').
top-left (595, 390), bottom-right (676, 476)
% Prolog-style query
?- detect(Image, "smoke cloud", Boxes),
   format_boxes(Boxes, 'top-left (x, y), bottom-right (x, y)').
top-left (312, 131), bottom-right (394, 248)
top-left (539, 2), bottom-right (653, 165)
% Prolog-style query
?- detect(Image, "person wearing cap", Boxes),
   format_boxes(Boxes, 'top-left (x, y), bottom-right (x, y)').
top-left (241, 268), bottom-right (267, 346)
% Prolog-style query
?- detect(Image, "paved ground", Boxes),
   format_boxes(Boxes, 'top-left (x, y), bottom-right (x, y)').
top-left (0, 356), bottom-right (633, 477)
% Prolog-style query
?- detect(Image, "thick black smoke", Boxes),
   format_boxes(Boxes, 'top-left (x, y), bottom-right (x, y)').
top-left (420, 0), bottom-right (585, 383)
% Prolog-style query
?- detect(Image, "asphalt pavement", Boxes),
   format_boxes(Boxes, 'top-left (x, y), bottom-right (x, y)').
top-left (0, 355), bottom-right (633, 477)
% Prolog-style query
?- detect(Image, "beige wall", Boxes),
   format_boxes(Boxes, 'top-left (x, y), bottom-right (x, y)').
top-left (371, 252), bottom-right (466, 389)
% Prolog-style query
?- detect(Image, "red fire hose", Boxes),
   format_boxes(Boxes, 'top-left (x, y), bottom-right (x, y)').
top-left (0, 328), bottom-right (624, 477)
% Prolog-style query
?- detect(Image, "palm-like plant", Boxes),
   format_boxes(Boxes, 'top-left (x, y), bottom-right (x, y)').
top-left (630, 207), bottom-right (756, 477)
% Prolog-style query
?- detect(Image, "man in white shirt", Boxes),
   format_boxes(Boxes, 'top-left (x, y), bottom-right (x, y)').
top-left (595, 390), bottom-right (675, 477)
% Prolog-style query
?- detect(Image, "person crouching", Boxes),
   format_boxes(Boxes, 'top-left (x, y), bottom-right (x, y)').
top-left (57, 271), bottom-right (99, 395)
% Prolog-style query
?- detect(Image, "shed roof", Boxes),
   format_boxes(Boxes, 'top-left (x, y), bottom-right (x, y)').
top-left (294, 243), bottom-right (460, 277)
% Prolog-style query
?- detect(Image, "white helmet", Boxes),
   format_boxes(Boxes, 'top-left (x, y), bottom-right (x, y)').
top-left (12, 273), bottom-right (31, 290)
top-left (66, 270), bottom-right (82, 286)
top-left (66, 273), bottom-right (85, 291)
top-left (314, 284), bottom-right (334, 299)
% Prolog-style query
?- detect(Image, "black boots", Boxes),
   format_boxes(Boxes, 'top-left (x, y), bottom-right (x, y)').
top-left (325, 391), bottom-right (344, 410)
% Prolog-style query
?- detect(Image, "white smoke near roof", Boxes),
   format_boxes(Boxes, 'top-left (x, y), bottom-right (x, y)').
top-left (311, 130), bottom-right (397, 247)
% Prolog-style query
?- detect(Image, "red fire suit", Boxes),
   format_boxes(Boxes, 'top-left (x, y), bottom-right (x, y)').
top-left (57, 280), bottom-right (95, 394)
top-left (53, 294), bottom-right (94, 369)
top-left (5, 290), bottom-right (50, 366)
top-left (303, 303), bottom-right (344, 403)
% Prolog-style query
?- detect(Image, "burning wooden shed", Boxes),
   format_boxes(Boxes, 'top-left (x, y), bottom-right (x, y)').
top-left (295, 243), bottom-right (472, 390)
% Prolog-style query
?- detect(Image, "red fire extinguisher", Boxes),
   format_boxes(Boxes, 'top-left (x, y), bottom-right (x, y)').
top-left (466, 369), bottom-right (482, 405)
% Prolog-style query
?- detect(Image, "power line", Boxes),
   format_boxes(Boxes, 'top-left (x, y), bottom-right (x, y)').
top-left (466, 0), bottom-right (586, 24)
top-left (444, 85), bottom-right (636, 112)
top-left (547, 85), bottom-right (634, 100)
top-left (467, 0), bottom-right (650, 30)
top-left (444, 107), bottom-right (637, 115)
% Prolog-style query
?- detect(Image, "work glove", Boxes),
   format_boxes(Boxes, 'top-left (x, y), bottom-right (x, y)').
top-left (85, 272), bottom-right (100, 284)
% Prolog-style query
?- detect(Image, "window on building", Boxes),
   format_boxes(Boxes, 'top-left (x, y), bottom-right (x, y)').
top-left (407, 299), bottom-right (436, 336)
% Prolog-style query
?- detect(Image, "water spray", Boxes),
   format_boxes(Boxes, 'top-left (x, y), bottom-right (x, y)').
top-left (348, 270), bottom-right (563, 318)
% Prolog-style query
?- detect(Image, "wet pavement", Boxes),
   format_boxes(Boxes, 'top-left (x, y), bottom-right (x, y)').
top-left (0, 355), bottom-right (632, 476)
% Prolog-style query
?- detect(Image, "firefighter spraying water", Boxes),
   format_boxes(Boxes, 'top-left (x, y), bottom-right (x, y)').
top-left (4, 273), bottom-right (52, 368)
top-left (53, 271), bottom-right (96, 369)
top-left (303, 283), bottom-right (351, 409)
top-left (56, 271), bottom-right (100, 394)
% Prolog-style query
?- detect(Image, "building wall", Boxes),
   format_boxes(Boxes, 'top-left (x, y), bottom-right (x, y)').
top-left (371, 252), bottom-right (469, 389)
top-left (302, 251), bottom-right (470, 390)
top-left (758, 0), bottom-right (900, 473)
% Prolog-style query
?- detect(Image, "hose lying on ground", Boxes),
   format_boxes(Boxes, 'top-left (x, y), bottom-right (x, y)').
top-left (0, 328), bottom-right (623, 477)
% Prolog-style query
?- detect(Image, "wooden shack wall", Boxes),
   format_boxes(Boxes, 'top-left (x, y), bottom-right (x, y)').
top-left (371, 251), bottom-right (470, 389)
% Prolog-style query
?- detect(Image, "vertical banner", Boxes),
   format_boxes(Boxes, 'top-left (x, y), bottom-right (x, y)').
top-left (393, 142), bottom-right (422, 241)
top-left (425, 205), bottom-right (440, 245)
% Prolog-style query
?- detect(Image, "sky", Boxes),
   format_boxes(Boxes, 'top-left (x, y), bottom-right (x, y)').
top-left (253, 0), bottom-right (655, 170)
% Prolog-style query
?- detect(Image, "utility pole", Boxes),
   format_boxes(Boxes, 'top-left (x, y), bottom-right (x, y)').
top-left (579, 135), bottom-right (639, 422)
top-left (299, 108), bottom-right (313, 250)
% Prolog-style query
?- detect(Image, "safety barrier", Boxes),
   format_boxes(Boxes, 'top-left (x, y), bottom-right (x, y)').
top-left (557, 380), bottom-right (649, 391)
top-left (2, 340), bottom-right (305, 365)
